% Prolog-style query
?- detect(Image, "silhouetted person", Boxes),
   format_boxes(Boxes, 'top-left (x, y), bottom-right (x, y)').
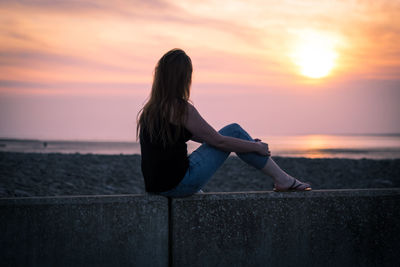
top-left (137, 49), bottom-right (311, 197)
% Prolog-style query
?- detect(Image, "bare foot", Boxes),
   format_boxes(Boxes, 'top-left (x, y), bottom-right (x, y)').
top-left (260, 158), bottom-right (311, 192)
top-left (274, 175), bottom-right (311, 192)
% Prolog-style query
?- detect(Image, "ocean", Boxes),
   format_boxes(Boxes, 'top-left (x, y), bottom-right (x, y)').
top-left (1, 134), bottom-right (400, 159)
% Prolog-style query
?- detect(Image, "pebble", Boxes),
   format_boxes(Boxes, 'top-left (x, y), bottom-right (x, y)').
top-left (1, 152), bottom-right (399, 198)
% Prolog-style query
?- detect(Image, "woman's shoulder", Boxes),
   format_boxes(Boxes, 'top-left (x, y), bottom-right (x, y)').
top-left (185, 101), bottom-right (197, 115)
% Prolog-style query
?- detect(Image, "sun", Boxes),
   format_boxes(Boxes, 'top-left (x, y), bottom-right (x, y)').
top-left (291, 30), bottom-right (338, 79)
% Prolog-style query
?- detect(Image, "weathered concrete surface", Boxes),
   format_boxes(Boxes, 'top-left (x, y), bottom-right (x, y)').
top-left (171, 189), bottom-right (400, 267)
top-left (0, 194), bottom-right (168, 267)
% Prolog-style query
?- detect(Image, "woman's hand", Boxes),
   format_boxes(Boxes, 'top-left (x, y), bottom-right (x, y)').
top-left (254, 139), bottom-right (271, 156)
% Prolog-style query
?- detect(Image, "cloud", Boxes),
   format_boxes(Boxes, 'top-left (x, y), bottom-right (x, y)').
top-left (0, 79), bottom-right (147, 89)
top-left (0, 79), bottom-right (151, 96)
top-left (1, 0), bottom-right (399, 90)
top-left (0, 0), bottom-right (172, 14)
top-left (0, 0), bottom-right (187, 26)
top-left (0, 50), bottom-right (136, 73)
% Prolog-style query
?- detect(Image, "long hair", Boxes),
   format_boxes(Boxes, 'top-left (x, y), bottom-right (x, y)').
top-left (136, 48), bottom-right (193, 146)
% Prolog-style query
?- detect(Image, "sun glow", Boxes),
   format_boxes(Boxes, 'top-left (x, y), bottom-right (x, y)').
top-left (291, 30), bottom-right (339, 79)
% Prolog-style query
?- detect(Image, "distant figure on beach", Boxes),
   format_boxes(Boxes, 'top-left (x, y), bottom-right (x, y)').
top-left (137, 48), bottom-right (311, 197)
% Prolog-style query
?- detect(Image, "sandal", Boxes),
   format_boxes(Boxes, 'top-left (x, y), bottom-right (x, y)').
top-left (273, 178), bottom-right (312, 192)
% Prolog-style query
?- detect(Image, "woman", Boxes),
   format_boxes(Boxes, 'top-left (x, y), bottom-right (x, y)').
top-left (137, 48), bottom-right (311, 197)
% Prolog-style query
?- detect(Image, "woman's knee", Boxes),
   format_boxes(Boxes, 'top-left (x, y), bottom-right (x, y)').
top-left (219, 123), bottom-right (242, 133)
top-left (219, 123), bottom-right (254, 141)
top-left (218, 123), bottom-right (245, 137)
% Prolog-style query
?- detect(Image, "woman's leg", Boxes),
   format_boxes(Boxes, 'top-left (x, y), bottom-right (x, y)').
top-left (221, 123), bottom-right (269, 169)
top-left (158, 136), bottom-right (231, 197)
top-left (261, 158), bottom-right (311, 191)
top-left (223, 123), bottom-right (310, 190)
top-left (160, 123), bottom-right (267, 197)
top-left (159, 123), bottom-right (309, 197)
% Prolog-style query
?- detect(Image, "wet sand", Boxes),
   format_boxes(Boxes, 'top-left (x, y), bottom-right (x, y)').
top-left (1, 152), bottom-right (399, 198)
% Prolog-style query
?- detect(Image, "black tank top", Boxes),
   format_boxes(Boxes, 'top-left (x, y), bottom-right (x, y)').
top-left (140, 122), bottom-right (193, 193)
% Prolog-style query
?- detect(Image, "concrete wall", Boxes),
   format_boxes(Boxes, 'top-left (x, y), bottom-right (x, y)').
top-left (171, 189), bottom-right (400, 267)
top-left (0, 194), bottom-right (168, 267)
top-left (1, 189), bottom-right (399, 267)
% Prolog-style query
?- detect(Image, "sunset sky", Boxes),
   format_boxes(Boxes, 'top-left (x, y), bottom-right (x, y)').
top-left (0, 0), bottom-right (399, 141)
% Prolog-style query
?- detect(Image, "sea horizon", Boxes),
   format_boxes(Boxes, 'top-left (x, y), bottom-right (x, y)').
top-left (1, 132), bottom-right (399, 142)
top-left (1, 133), bottom-right (400, 159)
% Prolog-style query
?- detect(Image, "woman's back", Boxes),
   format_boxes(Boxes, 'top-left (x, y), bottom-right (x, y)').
top-left (140, 120), bottom-right (192, 192)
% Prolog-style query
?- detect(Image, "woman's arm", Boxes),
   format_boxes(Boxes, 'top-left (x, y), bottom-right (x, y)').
top-left (185, 104), bottom-right (270, 156)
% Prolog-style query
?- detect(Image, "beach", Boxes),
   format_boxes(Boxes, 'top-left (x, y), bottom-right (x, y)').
top-left (1, 152), bottom-right (399, 198)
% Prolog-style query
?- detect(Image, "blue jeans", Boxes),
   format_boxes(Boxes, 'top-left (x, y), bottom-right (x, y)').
top-left (158, 123), bottom-right (269, 197)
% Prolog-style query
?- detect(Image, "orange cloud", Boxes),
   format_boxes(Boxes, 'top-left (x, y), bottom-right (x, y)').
top-left (0, 0), bottom-right (399, 96)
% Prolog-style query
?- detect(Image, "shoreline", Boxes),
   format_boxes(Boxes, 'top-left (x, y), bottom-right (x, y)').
top-left (2, 134), bottom-right (400, 159)
top-left (1, 151), bottom-right (399, 198)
